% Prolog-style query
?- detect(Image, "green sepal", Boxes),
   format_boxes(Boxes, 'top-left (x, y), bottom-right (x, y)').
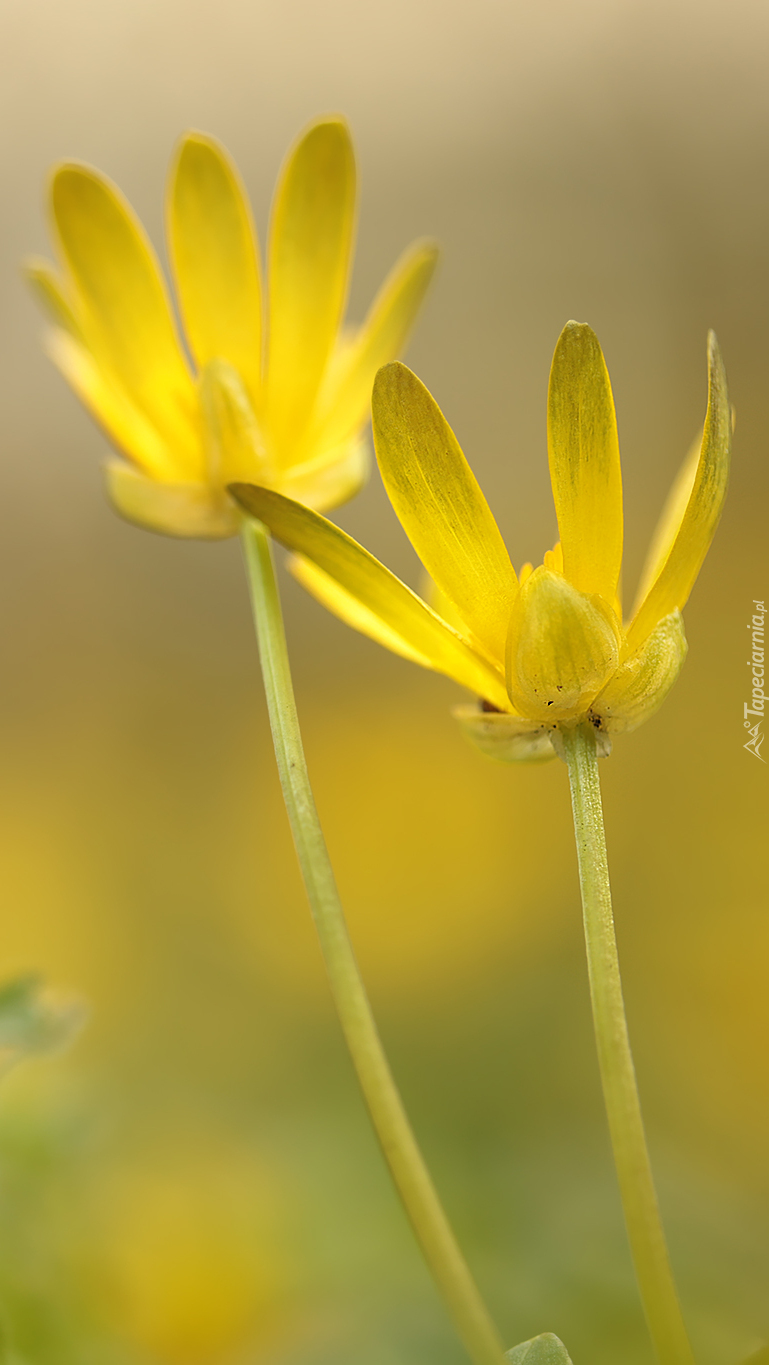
top-left (593, 609), bottom-right (687, 733)
top-left (506, 566), bottom-right (620, 722)
top-left (506, 1332), bottom-right (574, 1365)
top-left (453, 704), bottom-right (556, 764)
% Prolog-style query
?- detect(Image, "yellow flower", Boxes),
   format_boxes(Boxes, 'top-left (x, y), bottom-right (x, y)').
top-left (230, 322), bottom-right (730, 762)
top-left (26, 118), bottom-right (438, 538)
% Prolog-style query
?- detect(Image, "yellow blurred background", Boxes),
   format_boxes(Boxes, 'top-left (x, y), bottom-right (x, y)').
top-left (0, 2), bottom-right (767, 1364)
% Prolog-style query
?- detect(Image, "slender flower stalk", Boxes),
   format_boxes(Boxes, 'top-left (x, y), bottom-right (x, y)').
top-left (25, 118), bottom-right (506, 1360)
top-left (232, 323), bottom-right (731, 1361)
top-left (560, 722), bottom-right (694, 1365)
top-left (28, 114), bottom-right (731, 1354)
top-left (241, 518), bottom-right (506, 1365)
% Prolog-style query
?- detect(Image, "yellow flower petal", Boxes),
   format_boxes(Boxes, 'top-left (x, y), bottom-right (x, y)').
top-left (453, 705), bottom-right (556, 764)
top-left (265, 118), bottom-right (356, 457)
top-left (31, 263), bottom-right (179, 481)
top-left (543, 541), bottom-right (563, 574)
top-left (24, 258), bottom-right (85, 341)
top-left (306, 239), bottom-right (439, 457)
top-left (506, 566), bottom-right (621, 722)
top-left (229, 484), bottom-right (510, 709)
top-left (289, 555), bottom-right (435, 668)
top-left (631, 434), bottom-right (701, 615)
top-left (280, 434), bottom-right (370, 513)
top-left (198, 360), bottom-right (270, 485)
top-left (199, 360), bottom-right (364, 514)
top-left (51, 163), bottom-right (202, 477)
top-left (594, 610), bottom-right (687, 733)
top-left (45, 328), bottom-right (181, 481)
top-left (547, 321), bottom-right (623, 601)
top-left (168, 133), bottom-right (262, 401)
top-left (372, 362), bottom-right (518, 660)
top-left (419, 571), bottom-right (470, 636)
top-left (106, 459), bottom-right (239, 538)
top-left (627, 332), bottom-right (730, 649)
top-left (613, 572), bottom-right (623, 622)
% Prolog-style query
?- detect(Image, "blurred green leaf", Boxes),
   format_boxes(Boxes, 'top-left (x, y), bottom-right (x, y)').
top-left (0, 976), bottom-right (87, 1078)
top-left (506, 1333), bottom-right (574, 1365)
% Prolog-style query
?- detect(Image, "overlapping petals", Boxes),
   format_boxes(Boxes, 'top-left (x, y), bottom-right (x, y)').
top-left (27, 118), bottom-right (439, 537)
top-left (625, 331), bottom-right (730, 649)
top-left (372, 363), bottom-right (518, 662)
top-left (231, 483), bottom-right (510, 711)
top-left (230, 323), bottom-right (731, 762)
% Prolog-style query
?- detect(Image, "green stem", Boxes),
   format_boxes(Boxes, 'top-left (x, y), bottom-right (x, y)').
top-left (241, 519), bottom-right (506, 1365)
top-left (560, 722), bottom-right (694, 1365)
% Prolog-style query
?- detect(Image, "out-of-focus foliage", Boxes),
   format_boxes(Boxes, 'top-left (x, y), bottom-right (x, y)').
top-left (0, 977), bottom-right (86, 1079)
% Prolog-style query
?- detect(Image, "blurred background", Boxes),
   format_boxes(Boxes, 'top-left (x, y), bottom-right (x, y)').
top-left (0, 2), bottom-right (767, 1364)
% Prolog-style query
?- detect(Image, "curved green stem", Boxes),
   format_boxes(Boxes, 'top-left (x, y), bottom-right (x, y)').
top-left (560, 722), bottom-right (694, 1365)
top-left (241, 519), bottom-right (506, 1365)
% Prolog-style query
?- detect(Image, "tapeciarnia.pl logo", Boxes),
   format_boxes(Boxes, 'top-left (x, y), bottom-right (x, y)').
top-left (744, 599), bottom-right (766, 762)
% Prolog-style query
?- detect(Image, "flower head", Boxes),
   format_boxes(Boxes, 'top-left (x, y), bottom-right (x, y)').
top-left (230, 323), bottom-right (730, 762)
top-left (26, 118), bottom-right (438, 538)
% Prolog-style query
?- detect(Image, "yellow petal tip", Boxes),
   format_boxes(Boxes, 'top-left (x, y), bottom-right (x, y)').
top-left (21, 254), bottom-right (51, 282)
top-left (558, 318), bottom-right (599, 345)
top-left (294, 114), bottom-right (354, 150)
top-left (49, 160), bottom-right (101, 194)
top-left (373, 358), bottom-right (416, 393)
top-left (410, 237), bottom-right (441, 258)
top-left (306, 112), bottom-right (351, 132)
top-left (171, 129), bottom-right (235, 169)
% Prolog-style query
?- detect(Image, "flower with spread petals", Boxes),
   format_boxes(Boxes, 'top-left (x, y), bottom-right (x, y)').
top-left (26, 118), bottom-right (438, 538)
top-left (230, 322), bottom-right (730, 762)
